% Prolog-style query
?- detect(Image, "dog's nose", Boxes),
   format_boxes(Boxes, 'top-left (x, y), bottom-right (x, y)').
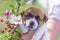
top-left (28, 21), bottom-right (34, 28)
top-left (30, 21), bottom-right (34, 26)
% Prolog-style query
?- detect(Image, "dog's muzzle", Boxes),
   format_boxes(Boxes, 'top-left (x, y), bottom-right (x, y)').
top-left (24, 18), bottom-right (38, 30)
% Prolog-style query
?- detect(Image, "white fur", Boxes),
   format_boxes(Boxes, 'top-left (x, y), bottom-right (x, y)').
top-left (20, 23), bottom-right (28, 33)
top-left (32, 23), bottom-right (47, 40)
top-left (25, 18), bottom-right (38, 30)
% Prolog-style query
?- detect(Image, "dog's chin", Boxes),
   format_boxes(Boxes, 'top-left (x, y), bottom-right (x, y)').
top-left (24, 18), bottom-right (38, 30)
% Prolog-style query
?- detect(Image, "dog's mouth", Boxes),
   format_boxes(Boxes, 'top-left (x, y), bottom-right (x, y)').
top-left (24, 18), bottom-right (39, 30)
top-left (28, 21), bottom-right (35, 28)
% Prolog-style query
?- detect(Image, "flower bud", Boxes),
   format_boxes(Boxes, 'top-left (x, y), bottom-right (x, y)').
top-left (7, 29), bottom-right (11, 32)
top-left (14, 24), bottom-right (20, 30)
top-left (18, 35), bottom-right (22, 39)
top-left (4, 10), bottom-right (12, 16)
top-left (16, 24), bottom-right (20, 27)
top-left (14, 25), bottom-right (18, 30)
top-left (1, 30), bottom-right (4, 33)
top-left (6, 21), bottom-right (10, 26)
top-left (12, 32), bottom-right (15, 34)
top-left (5, 28), bottom-right (7, 30)
top-left (0, 19), bottom-right (3, 22)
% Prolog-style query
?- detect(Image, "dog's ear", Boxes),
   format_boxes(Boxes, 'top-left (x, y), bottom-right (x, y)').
top-left (43, 14), bottom-right (48, 22)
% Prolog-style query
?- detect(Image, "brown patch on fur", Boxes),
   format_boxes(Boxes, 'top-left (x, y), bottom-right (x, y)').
top-left (20, 7), bottom-right (47, 40)
top-left (21, 7), bottom-right (47, 27)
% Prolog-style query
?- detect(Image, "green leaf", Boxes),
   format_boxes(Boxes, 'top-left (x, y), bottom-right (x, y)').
top-left (10, 24), bottom-right (14, 28)
top-left (21, 0), bottom-right (29, 4)
top-left (9, 4), bottom-right (14, 8)
top-left (12, 9), bottom-right (15, 13)
top-left (3, 21), bottom-right (6, 25)
top-left (15, 0), bottom-right (21, 3)
top-left (8, 36), bottom-right (12, 39)
top-left (0, 34), bottom-right (2, 37)
top-left (0, 34), bottom-right (8, 40)
top-left (16, 28), bottom-right (23, 35)
top-left (12, 33), bottom-right (18, 39)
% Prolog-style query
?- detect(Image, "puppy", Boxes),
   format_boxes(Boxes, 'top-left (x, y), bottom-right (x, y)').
top-left (21, 7), bottom-right (47, 40)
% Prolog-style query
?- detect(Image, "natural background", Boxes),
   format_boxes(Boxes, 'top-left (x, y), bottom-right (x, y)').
top-left (0, 0), bottom-right (60, 40)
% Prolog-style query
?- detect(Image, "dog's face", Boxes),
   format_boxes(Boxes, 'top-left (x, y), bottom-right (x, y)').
top-left (21, 7), bottom-right (47, 30)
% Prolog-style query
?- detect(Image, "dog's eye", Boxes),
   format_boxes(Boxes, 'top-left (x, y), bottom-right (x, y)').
top-left (25, 15), bottom-right (30, 19)
top-left (25, 13), bottom-right (32, 19)
top-left (35, 16), bottom-right (41, 22)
